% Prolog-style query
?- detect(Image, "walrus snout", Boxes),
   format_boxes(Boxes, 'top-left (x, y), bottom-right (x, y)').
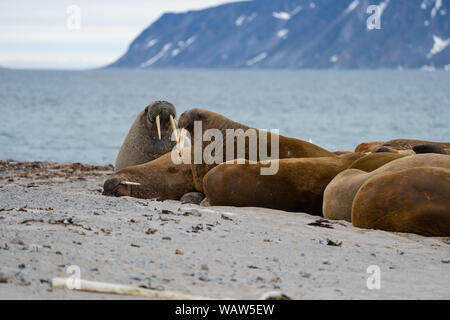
top-left (102, 177), bottom-right (135, 197)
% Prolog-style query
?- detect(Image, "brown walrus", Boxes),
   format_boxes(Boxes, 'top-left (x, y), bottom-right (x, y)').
top-left (323, 154), bottom-right (450, 222)
top-left (352, 167), bottom-right (450, 237)
top-left (348, 153), bottom-right (406, 172)
top-left (177, 108), bottom-right (335, 192)
top-left (203, 153), bottom-right (365, 215)
top-left (115, 101), bottom-right (178, 172)
top-left (382, 139), bottom-right (450, 150)
top-left (104, 150), bottom-right (195, 200)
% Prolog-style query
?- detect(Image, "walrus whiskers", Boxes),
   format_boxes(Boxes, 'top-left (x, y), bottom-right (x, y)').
top-left (156, 115), bottom-right (161, 140)
top-left (119, 181), bottom-right (141, 186)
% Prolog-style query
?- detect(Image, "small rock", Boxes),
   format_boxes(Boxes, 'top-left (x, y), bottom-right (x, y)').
top-left (198, 275), bottom-right (210, 282)
top-left (326, 239), bottom-right (342, 247)
top-left (180, 192), bottom-right (205, 205)
top-left (260, 291), bottom-right (292, 300)
top-left (175, 249), bottom-right (184, 255)
top-left (0, 273), bottom-right (9, 283)
top-left (146, 228), bottom-right (157, 235)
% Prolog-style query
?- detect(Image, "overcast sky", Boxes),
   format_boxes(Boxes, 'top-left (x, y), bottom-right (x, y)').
top-left (0, 0), bottom-right (245, 69)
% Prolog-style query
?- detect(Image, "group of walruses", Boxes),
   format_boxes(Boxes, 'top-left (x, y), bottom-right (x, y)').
top-left (103, 101), bottom-right (450, 237)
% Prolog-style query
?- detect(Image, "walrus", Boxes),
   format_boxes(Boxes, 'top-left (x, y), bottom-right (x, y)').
top-left (323, 154), bottom-right (450, 222)
top-left (412, 144), bottom-right (447, 155)
top-left (115, 101), bottom-right (178, 172)
top-left (348, 153), bottom-right (406, 172)
top-left (203, 152), bottom-right (365, 215)
top-left (352, 167), bottom-right (450, 237)
top-left (177, 108), bottom-right (335, 192)
top-left (103, 149), bottom-right (195, 200)
top-left (382, 139), bottom-right (450, 150)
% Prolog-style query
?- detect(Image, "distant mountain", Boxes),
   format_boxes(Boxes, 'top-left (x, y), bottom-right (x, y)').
top-left (109, 0), bottom-right (450, 69)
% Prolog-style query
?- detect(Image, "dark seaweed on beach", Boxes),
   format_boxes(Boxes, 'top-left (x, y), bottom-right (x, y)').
top-left (308, 219), bottom-right (334, 229)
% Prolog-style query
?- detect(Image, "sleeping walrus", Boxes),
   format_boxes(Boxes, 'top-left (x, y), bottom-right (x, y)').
top-left (323, 154), bottom-right (450, 222)
top-left (203, 152), bottom-right (365, 215)
top-left (104, 149), bottom-right (195, 200)
top-left (352, 167), bottom-right (450, 237)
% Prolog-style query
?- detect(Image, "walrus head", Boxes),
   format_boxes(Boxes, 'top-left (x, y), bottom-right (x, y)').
top-left (102, 177), bottom-right (140, 197)
top-left (144, 101), bottom-right (177, 140)
top-left (178, 108), bottom-right (244, 135)
top-left (177, 108), bottom-right (245, 157)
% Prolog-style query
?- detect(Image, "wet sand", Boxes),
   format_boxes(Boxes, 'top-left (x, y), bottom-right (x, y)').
top-left (0, 160), bottom-right (449, 299)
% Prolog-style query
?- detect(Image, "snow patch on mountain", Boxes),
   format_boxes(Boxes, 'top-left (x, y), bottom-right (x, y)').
top-left (247, 52), bottom-right (268, 66)
top-left (272, 12), bottom-right (291, 20)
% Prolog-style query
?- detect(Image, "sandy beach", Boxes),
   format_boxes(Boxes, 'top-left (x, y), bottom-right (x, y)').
top-left (0, 160), bottom-right (449, 299)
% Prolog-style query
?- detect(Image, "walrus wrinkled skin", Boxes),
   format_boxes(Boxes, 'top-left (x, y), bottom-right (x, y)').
top-left (115, 101), bottom-right (177, 172)
top-left (104, 150), bottom-right (195, 200)
top-left (382, 139), bottom-right (450, 150)
top-left (203, 153), bottom-right (365, 215)
top-left (323, 154), bottom-right (450, 222)
top-left (352, 167), bottom-right (450, 237)
top-left (348, 153), bottom-right (406, 172)
top-left (178, 108), bottom-right (335, 192)
top-left (371, 146), bottom-right (397, 153)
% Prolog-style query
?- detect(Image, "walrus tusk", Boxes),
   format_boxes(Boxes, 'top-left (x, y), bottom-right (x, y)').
top-left (119, 181), bottom-right (141, 186)
top-left (169, 115), bottom-right (179, 142)
top-left (156, 115), bottom-right (161, 140)
top-left (51, 277), bottom-right (227, 300)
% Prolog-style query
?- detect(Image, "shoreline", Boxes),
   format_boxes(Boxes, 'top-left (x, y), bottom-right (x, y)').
top-left (0, 160), bottom-right (449, 299)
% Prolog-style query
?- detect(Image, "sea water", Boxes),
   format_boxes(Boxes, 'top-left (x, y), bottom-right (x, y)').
top-left (0, 69), bottom-right (449, 164)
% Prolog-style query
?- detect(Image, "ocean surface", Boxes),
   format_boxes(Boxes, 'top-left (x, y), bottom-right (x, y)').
top-left (0, 69), bottom-right (449, 165)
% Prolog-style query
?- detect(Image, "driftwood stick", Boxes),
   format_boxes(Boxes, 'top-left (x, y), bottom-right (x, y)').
top-left (51, 277), bottom-right (225, 300)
